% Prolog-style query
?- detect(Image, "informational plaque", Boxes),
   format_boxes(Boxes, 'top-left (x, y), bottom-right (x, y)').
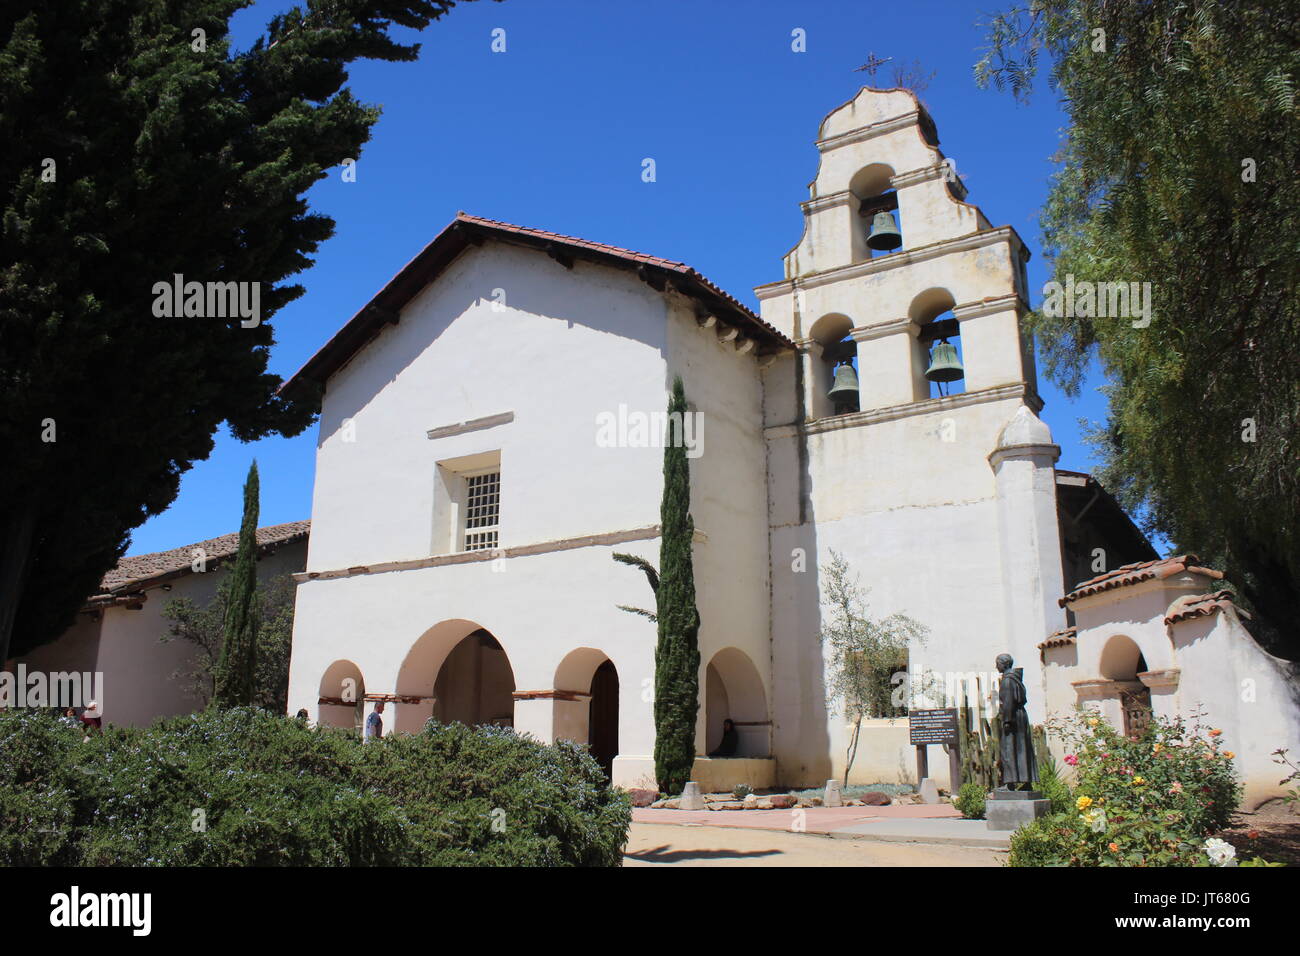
top-left (908, 707), bottom-right (959, 746)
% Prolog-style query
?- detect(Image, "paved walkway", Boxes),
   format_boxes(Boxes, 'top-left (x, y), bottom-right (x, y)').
top-left (631, 804), bottom-right (1010, 848)
top-left (624, 822), bottom-right (1005, 867)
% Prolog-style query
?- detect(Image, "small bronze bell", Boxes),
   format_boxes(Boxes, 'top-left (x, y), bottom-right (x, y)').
top-left (866, 211), bottom-right (902, 251)
top-left (827, 361), bottom-right (860, 411)
top-left (925, 340), bottom-right (964, 383)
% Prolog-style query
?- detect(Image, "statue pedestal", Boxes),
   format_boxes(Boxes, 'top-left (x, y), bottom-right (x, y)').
top-left (986, 790), bottom-right (1050, 831)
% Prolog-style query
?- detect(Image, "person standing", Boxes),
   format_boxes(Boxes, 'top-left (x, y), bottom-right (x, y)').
top-left (364, 700), bottom-right (384, 742)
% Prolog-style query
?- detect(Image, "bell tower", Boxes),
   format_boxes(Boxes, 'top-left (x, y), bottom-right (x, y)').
top-left (759, 88), bottom-right (1066, 785)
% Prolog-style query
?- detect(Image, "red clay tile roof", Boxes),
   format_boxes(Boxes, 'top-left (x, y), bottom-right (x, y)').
top-left (280, 212), bottom-right (795, 402)
top-left (1039, 626), bottom-right (1078, 651)
top-left (1164, 590), bottom-right (1244, 626)
top-left (1060, 554), bottom-right (1224, 607)
top-left (94, 520), bottom-right (310, 596)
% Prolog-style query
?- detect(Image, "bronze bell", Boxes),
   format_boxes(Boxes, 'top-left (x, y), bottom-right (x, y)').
top-left (866, 211), bottom-right (902, 251)
top-left (827, 361), bottom-right (860, 410)
top-left (925, 340), bottom-right (964, 383)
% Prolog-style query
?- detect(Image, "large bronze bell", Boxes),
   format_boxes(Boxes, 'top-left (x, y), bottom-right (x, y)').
top-left (827, 361), bottom-right (860, 410)
top-left (925, 340), bottom-right (964, 383)
top-left (866, 211), bottom-right (902, 251)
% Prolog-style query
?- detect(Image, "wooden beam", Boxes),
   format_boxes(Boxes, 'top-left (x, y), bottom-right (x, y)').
top-left (545, 242), bottom-right (574, 269)
top-left (636, 265), bottom-right (667, 292)
top-left (918, 317), bottom-right (960, 343)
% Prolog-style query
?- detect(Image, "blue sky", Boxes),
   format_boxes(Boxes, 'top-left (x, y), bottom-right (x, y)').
top-left (127, 0), bottom-right (1118, 555)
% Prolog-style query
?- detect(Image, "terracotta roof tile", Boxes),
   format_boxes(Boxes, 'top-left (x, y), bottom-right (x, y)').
top-left (96, 520), bottom-right (310, 595)
top-left (1039, 626), bottom-right (1078, 651)
top-left (1060, 554), bottom-right (1223, 607)
top-left (1164, 590), bottom-right (1244, 626)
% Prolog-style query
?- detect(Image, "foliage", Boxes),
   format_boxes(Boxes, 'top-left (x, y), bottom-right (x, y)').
top-left (1036, 750), bottom-right (1072, 815)
top-left (0, 0), bottom-right (485, 663)
top-left (653, 376), bottom-right (701, 797)
top-left (612, 551), bottom-right (658, 622)
top-left (1008, 711), bottom-right (1243, 866)
top-left (974, 0), bottom-right (1300, 657)
top-left (958, 676), bottom-right (1001, 791)
top-left (954, 782), bottom-right (987, 820)
top-left (819, 550), bottom-right (929, 780)
top-left (732, 783), bottom-right (754, 800)
top-left (161, 573), bottom-right (296, 712)
top-left (213, 461), bottom-right (260, 708)
top-left (1274, 748), bottom-right (1300, 813)
top-left (0, 707), bottom-right (630, 867)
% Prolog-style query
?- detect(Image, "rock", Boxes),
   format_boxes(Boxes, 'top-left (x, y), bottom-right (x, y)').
top-left (627, 788), bottom-right (658, 808)
top-left (861, 790), bottom-right (892, 806)
top-left (823, 779), bottom-right (843, 808)
top-left (662, 799), bottom-right (680, 810)
top-left (708, 801), bottom-right (745, 811)
top-left (756, 798), bottom-right (774, 810)
top-left (742, 793), bottom-right (759, 809)
top-left (809, 796), bottom-right (824, 807)
top-left (768, 793), bottom-right (798, 809)
top-left (679, 782), bottom-right (705, 811)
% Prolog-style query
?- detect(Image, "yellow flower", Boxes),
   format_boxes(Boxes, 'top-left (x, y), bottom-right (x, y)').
top-left (1224, 751), bottom-right (1235, 759)
top-left (1088, 718), bottom-right (1100, 727)
top-left (1108, 842), bottom-right (1120, 853)
top-left (1077, 796), bottom-right (1093, 810)
top-left (1209, 728), bottom-right (1223, 737)
top-left (1133, 776), bottom-right (1145, 785)
top-left (1153, 743), bottom-right (1162, 753)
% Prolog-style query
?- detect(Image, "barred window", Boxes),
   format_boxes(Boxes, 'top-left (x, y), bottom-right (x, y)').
top-left (462, 471), bottom-right (500, 552)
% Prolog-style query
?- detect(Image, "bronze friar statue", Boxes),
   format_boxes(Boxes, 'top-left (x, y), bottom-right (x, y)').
top-left (996, 653), bottom-right (1037, 789)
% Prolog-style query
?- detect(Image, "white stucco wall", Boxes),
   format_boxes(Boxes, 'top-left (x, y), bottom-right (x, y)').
top-left (1046, 574), bottom-right (1300, 809)
top-left (288, 241), bottom-right (774, 789)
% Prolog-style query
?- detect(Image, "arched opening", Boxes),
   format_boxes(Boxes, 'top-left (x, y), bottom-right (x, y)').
top-left (394, 619), bottom-right (515, 734)
top-left (1099, 635), bottom-right (1151, 737)
top-left (704, 647), bottom-right (770, 758)
top-left (908, 288), bottom-right (964, 399)
top-left (554, 648), bottom-right (620, 781)
top-left (850, 163), bottom-right (901, 261)
top-left (809, 313), bottom-right (857, 418)
top-left (318, 660), bottom-right (364, 733)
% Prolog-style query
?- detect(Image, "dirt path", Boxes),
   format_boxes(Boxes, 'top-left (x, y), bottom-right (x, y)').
top-left (623, 822), bottom-right (1005, 867)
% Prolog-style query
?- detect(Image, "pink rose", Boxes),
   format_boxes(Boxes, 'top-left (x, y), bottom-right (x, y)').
top-left (1064, 754), bottom-right (1079, 766)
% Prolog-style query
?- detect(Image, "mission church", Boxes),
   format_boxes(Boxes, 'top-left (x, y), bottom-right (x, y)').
top-left (280, 85), bottom-right (1164, 793)
top-left (24, 88), bottom-right (1291, 803)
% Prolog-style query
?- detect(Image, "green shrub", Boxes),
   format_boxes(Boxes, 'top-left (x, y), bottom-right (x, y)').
top-left (0, 707), bottom-right (630, 867)
top-left (954, 781), bottom-right (987, 819)
top-left (1036, 753), bottom-right (1072, 814)
top-left (732, 783), bottom-right (753, 800)
top-left (1007, 712), bottom-right (1243, 867)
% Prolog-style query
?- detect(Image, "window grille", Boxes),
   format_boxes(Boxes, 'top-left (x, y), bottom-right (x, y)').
top-left (462, 471), bottom-right (500, 552)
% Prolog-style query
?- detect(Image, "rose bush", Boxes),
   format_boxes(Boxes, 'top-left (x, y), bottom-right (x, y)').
top-left (1008, 711), bottom-right (1246, 867)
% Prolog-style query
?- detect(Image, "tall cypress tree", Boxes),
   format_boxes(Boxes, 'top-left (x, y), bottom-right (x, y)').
top-left (653, 376), bottom-right (701, 795)
top-left (213, 461), bottom-right (259, 709)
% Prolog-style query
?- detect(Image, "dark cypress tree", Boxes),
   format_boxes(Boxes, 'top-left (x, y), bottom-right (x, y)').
top-left (213, 461), bottom-right (259, 709)
top-left (653, 376), bottom-right (701, 796)
top-left (0, 0), bottom-right (477, 665)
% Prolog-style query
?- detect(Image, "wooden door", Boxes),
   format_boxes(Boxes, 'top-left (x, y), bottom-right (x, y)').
top-left (588, 660), bottom-right (619, 781)
top-left (1121, 686), bottom-right (1152, 737)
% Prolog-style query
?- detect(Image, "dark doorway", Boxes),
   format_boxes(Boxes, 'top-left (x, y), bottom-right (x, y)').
top-left (588, 659), bottom-right (619, 780)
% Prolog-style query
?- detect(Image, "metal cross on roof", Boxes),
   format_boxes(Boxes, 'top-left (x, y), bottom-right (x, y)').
top-left (854, 53), bottom-right (894, 77)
